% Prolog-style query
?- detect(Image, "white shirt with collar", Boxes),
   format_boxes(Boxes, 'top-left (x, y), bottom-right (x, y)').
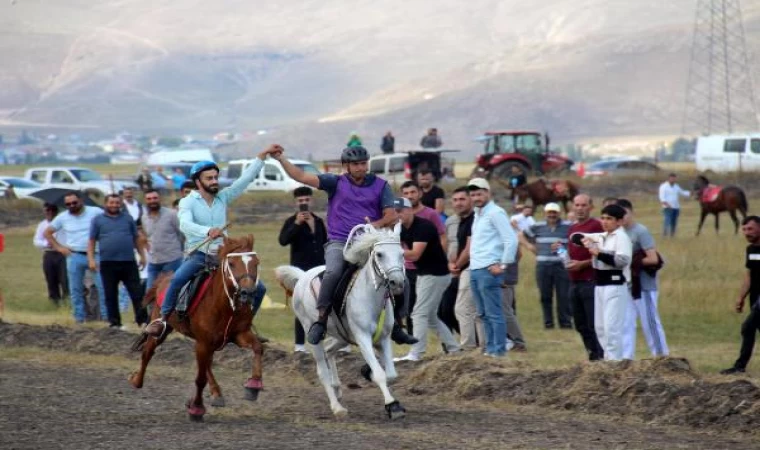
top-left (658, 181), bottom-right (690, 209)
top-left (510, 213), bottom-right (535, 232)
top-left (123, 199), bottom-right (142, 222)
top-left (580, 226), bottom-right (633, 282)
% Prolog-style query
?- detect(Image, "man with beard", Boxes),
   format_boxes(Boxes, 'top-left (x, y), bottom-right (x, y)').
top-left (141, 189), bottom-right (184, 290)
top-left (270, 145), bottom-right (417, 346)
top-left (721, 216), bottom-right (760, 374)
top-left (45, 191), bottom-right (107, 324)
top-left (145, 150), bottom-right (273, 337)
top-left (417, 170), bottom-right (445, 215)
top-left (88, 194), bottom-right (148, 329)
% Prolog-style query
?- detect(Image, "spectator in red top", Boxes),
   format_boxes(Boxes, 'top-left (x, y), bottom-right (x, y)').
top-left (563, 194), bottom-right (605, 360)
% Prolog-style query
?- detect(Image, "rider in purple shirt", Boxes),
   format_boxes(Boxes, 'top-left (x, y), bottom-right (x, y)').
top-left (271, 146), bottom-right (418, 346)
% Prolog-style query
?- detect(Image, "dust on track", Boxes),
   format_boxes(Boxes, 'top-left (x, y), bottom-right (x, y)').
top-left (1, 322), bottom-right (758, 450)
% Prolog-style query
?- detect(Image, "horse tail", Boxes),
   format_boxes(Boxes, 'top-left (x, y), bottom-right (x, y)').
top-left (274, 265), bottom-right (305, 294)
top-left (738, 188), bottom-right (749, 215)
top-left (131, 332), bottom-right (149, 352)
top-left (141, 272), bottom-right (171, 308)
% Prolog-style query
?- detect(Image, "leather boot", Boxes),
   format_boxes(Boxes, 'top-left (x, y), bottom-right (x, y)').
top-left (307, 308), bottom-right (330, 345)
top-left (391, 318), bottom-right (418, 345)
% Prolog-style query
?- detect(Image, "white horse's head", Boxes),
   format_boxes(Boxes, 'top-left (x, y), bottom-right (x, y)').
top-left (345, 223), bottom-right (405, 295)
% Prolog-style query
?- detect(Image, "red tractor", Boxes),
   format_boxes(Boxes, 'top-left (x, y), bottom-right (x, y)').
top-left (472, 131), bottom-right (574, 180)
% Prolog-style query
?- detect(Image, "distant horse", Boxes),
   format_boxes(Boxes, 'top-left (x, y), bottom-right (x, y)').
top-left (692, 175), bottom-right (748, 235)
top-left (130, 235), bottom-right (264, 421)
top-left (505, 179), bottom-right (580, 213)
top-left (275, 223), bottom-right (407, 419)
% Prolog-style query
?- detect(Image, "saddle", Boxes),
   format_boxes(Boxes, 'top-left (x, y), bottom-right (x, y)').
top-left (549, 180), bottom-right (569, 197)
top-left (314, 264), bottom-right (361, 317)
top-left (157, 257), bottom-right (219, 320)
top-left (701, 185), bottom-right (721, 203)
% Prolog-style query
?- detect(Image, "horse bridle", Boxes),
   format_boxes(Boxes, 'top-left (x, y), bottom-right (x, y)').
top-left (222, 251), bottom-right (259, 311)
top-left (369, 240), bottom-right (405, 292)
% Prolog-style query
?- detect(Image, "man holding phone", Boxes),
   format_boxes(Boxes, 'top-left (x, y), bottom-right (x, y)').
top-left (279, 186), bottom-right (328, 352)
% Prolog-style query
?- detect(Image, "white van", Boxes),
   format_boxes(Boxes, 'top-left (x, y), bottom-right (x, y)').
top-left (696, 134), bottom-right (760, 172)
top-left (227, 158), bottom-right (320, 191)
top-left (147, 148), bottom-right (215, 165)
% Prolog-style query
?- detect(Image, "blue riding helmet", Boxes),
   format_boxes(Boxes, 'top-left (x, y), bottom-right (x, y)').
top-left (341, 146), bottom-right (369, 164)
top-left (190, 160), bottom-right (219, 179)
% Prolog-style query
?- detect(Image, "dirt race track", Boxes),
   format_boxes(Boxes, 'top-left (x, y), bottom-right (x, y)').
top-left (1, 322), bottom-right (759, 450)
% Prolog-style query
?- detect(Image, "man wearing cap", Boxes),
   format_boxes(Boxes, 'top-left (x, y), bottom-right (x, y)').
top-left (145, 149), bottom-right (273, 337)
top-left (467, 178), bottom-right (518, 357)
top-left (520, 202), bottom-right (572, 329)
top-left (658, 173), bottom-right (690, 237)
top-left (270, 145), bottom-right (417, 346)
top-left (394, 197), bottom-right (460, 361)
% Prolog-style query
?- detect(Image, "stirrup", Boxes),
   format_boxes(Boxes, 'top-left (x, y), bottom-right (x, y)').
top-left (146, 318), bottom-right (168, 339)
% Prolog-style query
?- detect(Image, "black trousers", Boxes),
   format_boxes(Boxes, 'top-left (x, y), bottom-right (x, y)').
top-left (403, 269), bottom-right (418, 335)
top-left (295, 318), bottom-right (305, 345)
top-left (734, 306), bottom-right (760, 369)
top-left (569, 280), bottom-right (604, 361)
top-left (536, 262), bottom-right (572, 327)
top-left (42, 251), bottom-right (68, 302)
top-left (438, 277), bottom-right (460, 333)
top-left (99, 261), bottom-right (149, 327)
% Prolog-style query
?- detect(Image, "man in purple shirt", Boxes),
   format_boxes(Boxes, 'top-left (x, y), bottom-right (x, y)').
top-left (271, 146), bottom-right (417, 346)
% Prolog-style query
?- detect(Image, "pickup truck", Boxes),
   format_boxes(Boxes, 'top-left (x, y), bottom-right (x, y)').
top-left (24, 167), bottom-right (137, 202)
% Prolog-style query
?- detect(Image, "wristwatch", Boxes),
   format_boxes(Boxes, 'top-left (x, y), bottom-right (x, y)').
top-left (499, 264), bottom-right (507, 270)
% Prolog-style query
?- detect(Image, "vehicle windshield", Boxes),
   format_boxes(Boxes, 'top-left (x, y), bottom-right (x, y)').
top-left (70, 169), bottom-right (103, 182)
top-left (484, 134), bottom-right (541, 154)
top-left (4, 178), bottom-right (41, 188)
top-left (295, 163), bottom-right (320, 175)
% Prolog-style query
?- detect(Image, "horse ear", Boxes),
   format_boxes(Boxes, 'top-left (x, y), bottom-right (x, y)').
top-left (393, 221), bottom-right (401, 236)
top-left (248, 234), bottom-right (255, 249)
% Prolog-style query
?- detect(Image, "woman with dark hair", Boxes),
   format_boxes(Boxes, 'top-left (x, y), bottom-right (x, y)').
top-left (33, 203), bottom-right (69, 305)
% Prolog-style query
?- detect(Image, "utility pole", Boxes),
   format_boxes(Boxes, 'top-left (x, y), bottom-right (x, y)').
top-left (682, 0), bottom-right (759, 137)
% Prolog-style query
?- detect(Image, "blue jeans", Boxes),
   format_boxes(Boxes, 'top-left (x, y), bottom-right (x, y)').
top-left (470, 268), bottom-right (507, 355)
top-left (662, 208), bottom-right (680, 237)
top-left (161, 252), bottom-right (267, 317)
top-left (66, 253), bottom-right (106, 323)
top-left (146, 258), bottom-right (183, 290)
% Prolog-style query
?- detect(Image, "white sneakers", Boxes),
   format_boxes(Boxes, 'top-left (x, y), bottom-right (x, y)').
top-left (393, 353), bottom-right (422, 362)
top-left (294, 344), bottom-right (309, 354)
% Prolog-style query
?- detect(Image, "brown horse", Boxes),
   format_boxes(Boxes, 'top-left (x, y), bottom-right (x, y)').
top-left (507, 178), bottom-right (580, 213)
top-left (693, 175), bottom-right (749, 235)
top-left (129, 235), bottom-right (264, 421)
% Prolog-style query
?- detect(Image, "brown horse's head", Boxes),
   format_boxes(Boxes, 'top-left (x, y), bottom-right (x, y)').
top-left (692, 175), bottom-right (710, 196)
top-left (218, 234), bottom-right (259, 306)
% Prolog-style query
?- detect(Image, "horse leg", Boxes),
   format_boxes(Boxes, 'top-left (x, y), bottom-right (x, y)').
top-left (730, 209), bottom-right (740, 234)
top-left (187, 342), bottom-right (211, 422)
top-left (714, 213), bottom-right (720, 234)
top-left (207, 364), bottom-right (225, 407)
top-left (379, 332), bottom-right (398, 382)
top-left (354, 332), bottom-right (405, 420)
top-left (696, 210), bottom-right (707, 236)
top-left (234, 330), bottom-right (264, 401)
top-left (128, 327), bottom-right (171, 389)
top-left (311, 342), bottom-right (347, 417)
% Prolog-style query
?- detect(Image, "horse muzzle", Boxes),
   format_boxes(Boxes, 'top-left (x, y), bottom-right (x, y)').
top-left (239, 287), bottom-right (257, 305)
top-left (387, 277), bottom-right (405, 296)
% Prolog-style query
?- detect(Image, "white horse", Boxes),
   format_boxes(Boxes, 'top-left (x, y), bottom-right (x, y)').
top-left (275, 223), bottom-right (407, 419)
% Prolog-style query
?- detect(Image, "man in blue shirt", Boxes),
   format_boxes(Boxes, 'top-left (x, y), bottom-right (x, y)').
top-left (467, 178), bottom-right (518, 357)
top-left (88, 194), bottom-right (147, 329)
top-left (145, 149), bottom-right (273, 337)
top-left (44, 191), bottom-right (107, 324)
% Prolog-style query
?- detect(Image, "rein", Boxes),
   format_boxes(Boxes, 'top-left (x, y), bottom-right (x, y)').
top-left (217, 250), bottom-right (258, 349)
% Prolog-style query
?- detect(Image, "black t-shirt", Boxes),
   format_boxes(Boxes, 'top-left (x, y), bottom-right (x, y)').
top-left (401, 216), bottom-right (449, 276)
top-left (420, 185), bottom-right (445, 210)
top-left (456, 213), bottom-right (474, 269)
top-left (746, 244), bottom-right (760, 305)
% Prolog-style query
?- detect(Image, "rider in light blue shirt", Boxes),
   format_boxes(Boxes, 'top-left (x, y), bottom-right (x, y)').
top-left (145, 149), bottom-right (274, 337)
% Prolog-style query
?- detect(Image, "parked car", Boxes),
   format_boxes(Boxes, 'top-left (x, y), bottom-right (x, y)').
top-left (227, 159), bottom-right (320, 192)
top-left (367, 150), bottom-right (458, 185)
top-left (0, 177), bottom-right (43, 200)
top-left (583, 159), bottom-right (661, 179)
top-left (696, 134), bottom-right (760, 173)
top-left (136, 163), bottom-right (233, 190)
top-left (24, 167), bottom-right (137, 202)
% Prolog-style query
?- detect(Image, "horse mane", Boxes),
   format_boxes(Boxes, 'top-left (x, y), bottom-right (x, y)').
top-left (697, 174), bottom-right (710, 185)
top-left (344, 228), bottom-right (399, 265)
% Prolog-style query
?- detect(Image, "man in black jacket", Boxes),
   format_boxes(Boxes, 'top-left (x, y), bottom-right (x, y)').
top-left (278, 186), bottom-right (327, 353)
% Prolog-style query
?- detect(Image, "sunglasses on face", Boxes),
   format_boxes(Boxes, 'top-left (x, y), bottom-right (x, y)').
top-left (65, 202), bottom-right (80, 207)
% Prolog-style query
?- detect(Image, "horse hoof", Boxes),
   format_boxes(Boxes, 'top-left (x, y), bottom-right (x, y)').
top-left (210, 395), bottom-right (226, 407)
top-left (333, 407), bottom-right (348, 418)
top-left (385, 400), bottom-right (406, 420)
top-left (187, 405), bottom-right (206, 422)
top-left (188, 413), bottom-right (204, 422)
top-left (244, 387), bottom-right (260, 402)
top-left (128, 372), bottom-right (142, 389)
top-left (360, 364), bottom-right (372, 382)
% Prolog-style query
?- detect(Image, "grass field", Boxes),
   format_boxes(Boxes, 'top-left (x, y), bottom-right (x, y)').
top-left (0, 191), bottom-right (752, 376)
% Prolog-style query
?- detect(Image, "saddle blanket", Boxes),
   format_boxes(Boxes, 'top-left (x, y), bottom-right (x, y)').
top-left (550, 180), bottom-right (569, 196)
top-left (156, 277), bottom-right (212, 317)
top-left (701, 185), bottom-right (721, 203)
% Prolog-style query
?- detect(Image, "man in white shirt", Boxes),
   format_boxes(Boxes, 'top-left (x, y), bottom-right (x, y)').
top-left (510, 205), bottom-right (535, 232)
top-left (658, 173), bottom-right (690, 237)
top-left (121, 187), bottom-right (143, 225)
top-left (33, 203), bottom-right (68, 305)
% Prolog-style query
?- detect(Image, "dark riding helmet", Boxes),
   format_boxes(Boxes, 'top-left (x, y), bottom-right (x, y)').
top-left (190, 160), bottom-right (219, 180)
top-left (341, 146), bottom-right (369, 164)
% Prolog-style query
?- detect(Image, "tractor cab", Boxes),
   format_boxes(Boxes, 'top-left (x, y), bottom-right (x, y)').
top-left (474, 130), bottom-right (572, 180)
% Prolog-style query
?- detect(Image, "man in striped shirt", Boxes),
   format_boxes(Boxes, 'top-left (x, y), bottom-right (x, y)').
top-left (521, 203), bottom-right (572, 329)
